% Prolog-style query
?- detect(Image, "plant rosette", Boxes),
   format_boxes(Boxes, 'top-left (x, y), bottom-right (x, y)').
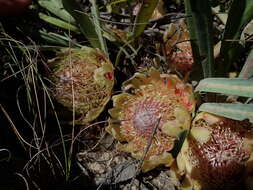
top-left (106, 68), bottom-right (195, 172)
top-left (177, 112), bottom-right (253, 190)
top-left (48, 47), bottom-right (114, 124)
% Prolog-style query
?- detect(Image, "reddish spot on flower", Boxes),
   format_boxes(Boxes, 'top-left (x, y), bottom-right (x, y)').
top-left (175, 88), bottom-right (183, 95)
top-left (95, 52), bottom-right (109, 64)
top-left (185, 101), bottom-right (193, 109)
top-left (167, 80), bottom-right (173, 89)
top-left (104, 72), bottom-right (114, 80)
top-left (163, 79), bottom-right (173, 89)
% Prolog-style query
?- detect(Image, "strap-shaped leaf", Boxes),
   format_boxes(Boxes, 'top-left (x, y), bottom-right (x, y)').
top-left (38, 0), bottom-right (75, 24)
top-left (195, 78), bottom-right (253, 98)
top-left (90, 0), bottom-right (108, 55)
top-left (218, 0), bottom-right (253, 75)
top-left (131, 0), bottom-right (159, 39)
top-left (39, 30), bottom-right (82, 48)
top-left (39, 13), bottom-right (79, 33)
top-left (186, 0), bottom-right (214, 78)
top-left (184, 0), bottom-right (202, 80)
top-left (62, 0), bottom-right (101, 49)
top-left (239, 49), bottom-right (253, 79)
top-left (222, 0), bottom-right (253, 46)
top-left (198, 103), bottom-right (253, 122)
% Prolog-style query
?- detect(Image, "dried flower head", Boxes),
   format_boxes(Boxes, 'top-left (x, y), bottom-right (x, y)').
top-left (106, 68), bottom-right (195, 172)
top-left (48, 47), bottom-right (114, 124)
top-left (178, 112), bottom-right (253, 190)
top-left (163, 19), bottom-right (193, 74)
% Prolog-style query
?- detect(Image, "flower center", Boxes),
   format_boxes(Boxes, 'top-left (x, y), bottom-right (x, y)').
top-left (133, 98), bottom-right (160, 137)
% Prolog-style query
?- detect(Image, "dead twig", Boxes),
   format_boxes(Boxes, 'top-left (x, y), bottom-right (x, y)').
top-left (128, 116), bottom-right (161, 189)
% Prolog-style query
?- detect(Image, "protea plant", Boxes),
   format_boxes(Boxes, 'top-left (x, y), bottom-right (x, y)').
top-left (163, 20), bottom-right (194, 74)
top-left (106, 68), bottom-right (195, 172)
top-left (48, 47), bottom-right (114, 124)
top-left (177, 112), bottom-right (253, 190)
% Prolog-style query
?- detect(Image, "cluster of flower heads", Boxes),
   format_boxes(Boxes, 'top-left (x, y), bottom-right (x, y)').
top-left (106, 67), bottom-right (253, 189)
top-left (48, 44), bottom-right (253, 190)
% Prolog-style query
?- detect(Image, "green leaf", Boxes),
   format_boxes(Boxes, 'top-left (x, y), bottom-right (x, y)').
top-left (195, 78), bottom-right (253, 98)
top-left (39, 30), bottom-right (82, 48)
top-left (186, 0), bottom-right (214, 78)
top-left (224, 0), bottom-right (253, 42)
top-left (218, 0), bottom-right (253, 75)
top-left (184, 0), bottom-right (202, 80)
top-left (169, 130), bottom-right (188, 158)
top-left (239, 49), bottom-right (253, 79)
top-left (39, 30), bottom-right (69, 46)
top-left (198, 103), bottom-right (253, 122)
top-left (90, 0), bottom-right (108, 55)
top-left (39, 13), bottom-right (80, 33)
top-left (131, 0), bottom-right (159, 39)
top-left (62, 0), bottom-right (101, 49)
top-left (105, 0), bottom-right (128, 14)
top-left (38, 0), bottom-right (75, 24)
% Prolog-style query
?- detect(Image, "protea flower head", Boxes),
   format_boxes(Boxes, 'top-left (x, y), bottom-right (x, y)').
top-left (48, 47), bottom-right (114, 124)
top-left (178, 112), bottom-right (253, 190)
top-left (163, 19), bottom-right (193, 74)
top-left (106, 68), bottom-right (195, 172)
